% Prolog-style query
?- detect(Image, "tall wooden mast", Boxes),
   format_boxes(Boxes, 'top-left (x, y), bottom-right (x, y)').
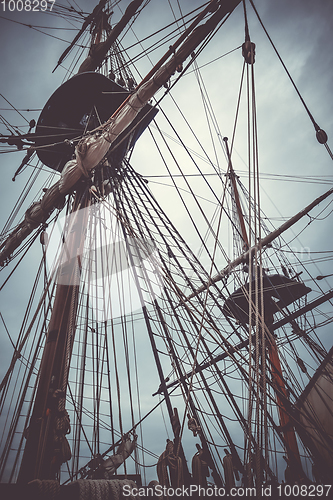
top-left (223, 137), bottom-right (304, 480)
top-left (18, 186), bottom-right (90, 483)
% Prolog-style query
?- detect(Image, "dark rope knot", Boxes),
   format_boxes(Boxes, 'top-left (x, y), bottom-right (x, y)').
top-left (242, 40), bottom-right (256, 64)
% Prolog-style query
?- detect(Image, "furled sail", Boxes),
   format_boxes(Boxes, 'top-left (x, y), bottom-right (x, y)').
top-left (296, 347), bottom-right (333, 478)
top-left (102, 435), bottom-right (137, 478)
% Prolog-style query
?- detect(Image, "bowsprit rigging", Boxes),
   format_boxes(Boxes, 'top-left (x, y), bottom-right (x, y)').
top-left (0, 1), bottom-right (333, 499)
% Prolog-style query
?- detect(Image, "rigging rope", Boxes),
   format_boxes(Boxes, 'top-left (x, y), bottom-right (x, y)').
top-left (248, 0), bottom-right (333, 161)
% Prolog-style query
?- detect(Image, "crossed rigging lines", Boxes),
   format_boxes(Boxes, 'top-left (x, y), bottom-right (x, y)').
top-left (1, 152), bottom-right (329, 482)
top-left (0, 0), bottom-right (332, 485)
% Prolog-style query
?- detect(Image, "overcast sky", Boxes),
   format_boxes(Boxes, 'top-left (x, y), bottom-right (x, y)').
top-left (0, 0), bottom-right (332, 484)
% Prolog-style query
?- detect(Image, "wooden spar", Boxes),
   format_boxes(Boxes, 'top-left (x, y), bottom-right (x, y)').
top-left (52, 0), bottom-right (109, 72)
top-left (186, 186), bottom-right (333, 301)
top-left (224, 138), bottom-right (249, 249)
top-left (229, 170), bottom-right (249, 248)
top-left (77, 0), bottom-right (146, 74)
top-left (266, 335), bottom-right (303, 481)
top-left (18, 188), bottom-right (90, 483)
top-left (78, 0), bottom-right (224, 77)
top-left (159, 288), bottom-right (333, 393)
top-left (272, 288), bottom-right (333, 331)
top-left (107, 0), bottom-right (225, 120)
top-left (0, 0), bottom-right (242, 268)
